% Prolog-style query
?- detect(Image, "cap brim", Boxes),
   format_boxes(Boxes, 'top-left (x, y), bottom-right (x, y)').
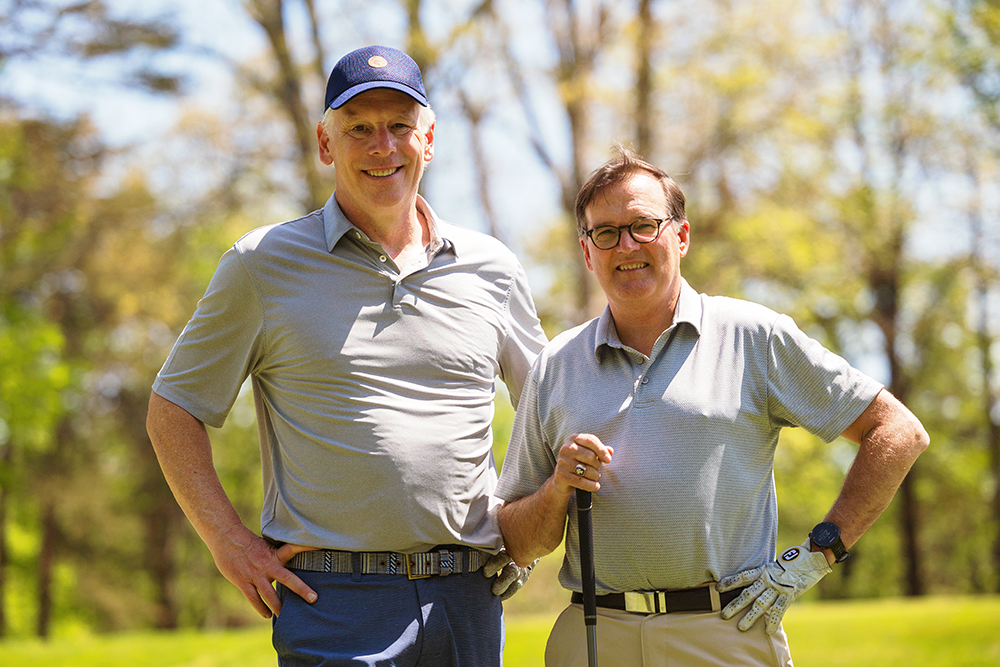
top-left (329, 81), bottom-right (428, 110)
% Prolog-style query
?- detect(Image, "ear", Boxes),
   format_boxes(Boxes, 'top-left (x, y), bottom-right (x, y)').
top-left (317, 122), bottom-right (333, 165)
top-left (423, 122), bottom-right (435, 162)
top-left (580, 235), bottom-right (595, 272)
top-left (676, 220), bottom-right (690, 258)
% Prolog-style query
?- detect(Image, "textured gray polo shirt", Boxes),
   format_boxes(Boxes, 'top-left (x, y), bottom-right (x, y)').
top-left (496, 279), bottom-right (882, 594)
top-left (154, 194), bottom-right (546, 553)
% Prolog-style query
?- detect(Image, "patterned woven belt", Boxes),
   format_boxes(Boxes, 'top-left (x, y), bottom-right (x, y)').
top-left (571, 585), bottom-right (747, 614)
top-left (286, 547), bottom-right (490, 580)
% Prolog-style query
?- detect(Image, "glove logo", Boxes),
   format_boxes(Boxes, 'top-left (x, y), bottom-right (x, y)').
top-left (780, 547), bottom-right (801, 562)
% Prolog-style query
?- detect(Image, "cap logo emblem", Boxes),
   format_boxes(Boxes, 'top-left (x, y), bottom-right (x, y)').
top-left (368, 55), bottom-right (388, 68)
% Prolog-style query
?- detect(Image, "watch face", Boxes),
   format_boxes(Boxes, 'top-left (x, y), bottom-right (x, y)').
top-left (812, 522), bottom-right (840, 549)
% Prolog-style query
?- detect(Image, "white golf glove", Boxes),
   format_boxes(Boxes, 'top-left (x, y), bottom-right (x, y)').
top-left (483, 550), bottom-right (537, 601)
top-left (717, 540), bottom-right (832, 634)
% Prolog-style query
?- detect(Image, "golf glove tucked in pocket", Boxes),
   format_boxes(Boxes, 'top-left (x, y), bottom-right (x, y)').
top-left (483, 550), bottom-right (537, 601)
top-left (717, 540), bottom-right (832, 634)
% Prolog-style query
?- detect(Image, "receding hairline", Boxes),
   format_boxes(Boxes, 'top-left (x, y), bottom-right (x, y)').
top-left (575, 147), bottom-right (686, 235)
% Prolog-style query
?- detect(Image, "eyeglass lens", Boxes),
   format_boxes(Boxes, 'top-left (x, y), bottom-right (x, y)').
top-left (590, 219), bottom-right (664, 249)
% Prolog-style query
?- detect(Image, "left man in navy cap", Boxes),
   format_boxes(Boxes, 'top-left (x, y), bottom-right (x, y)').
top-left (147, 45), bottom-right (547, 666)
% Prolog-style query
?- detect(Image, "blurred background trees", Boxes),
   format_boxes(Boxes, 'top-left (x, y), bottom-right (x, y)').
top-left (1, 0), bottom-right (999, 638)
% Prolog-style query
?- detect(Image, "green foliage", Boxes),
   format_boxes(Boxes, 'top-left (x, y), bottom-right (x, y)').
top-left (0, 313), bottom-right (67, 452)
top-left (491, 383), bottom-right (517, 472)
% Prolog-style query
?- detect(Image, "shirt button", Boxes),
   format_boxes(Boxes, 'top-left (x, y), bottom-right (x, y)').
top-left (641, 377), bottom-right (649, 384)
top-left (637, 358), bottom-right (645, 365)
top-left (354, 231), bottom-right (362, 239)
top-left (379, 255), bottom-right (387, 262)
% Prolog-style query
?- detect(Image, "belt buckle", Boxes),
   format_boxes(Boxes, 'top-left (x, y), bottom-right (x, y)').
top-left (406, 553), bottom-right (432, 580)
top-left (623, 591), bottom-right (666, 614)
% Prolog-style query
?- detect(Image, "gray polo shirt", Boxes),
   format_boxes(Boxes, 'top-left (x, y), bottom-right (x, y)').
top-left (496, 279), bottom-right (882, 594)
top-left (154, 194), bottom-right (546, 553)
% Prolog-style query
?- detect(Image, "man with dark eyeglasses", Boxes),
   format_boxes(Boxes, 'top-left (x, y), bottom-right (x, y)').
top-left (494, 145), bottom-right (928, 666)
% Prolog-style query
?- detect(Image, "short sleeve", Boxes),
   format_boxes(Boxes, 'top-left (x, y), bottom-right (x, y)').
top-left (766, 314), bottom-right (883, 442)
top-left (152, 247), bottom-right (266, 427)
top-left (497, 259), bottom-right (547, 409)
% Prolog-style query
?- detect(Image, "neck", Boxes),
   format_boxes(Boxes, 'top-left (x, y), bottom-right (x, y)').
top-left (608, 289), bottom-right (680, 357)
top-left (338, 193), bottom-right (430, 260)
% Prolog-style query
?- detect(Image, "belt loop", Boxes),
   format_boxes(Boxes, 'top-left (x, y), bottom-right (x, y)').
top-left (462, 547), bottom-right (470, 577)
top-left (351, 552), bottom-right (362, 582)
top-left (709, 585), bottom-right (722, 612)
top-left (438, 549), bottom-right (454, 576)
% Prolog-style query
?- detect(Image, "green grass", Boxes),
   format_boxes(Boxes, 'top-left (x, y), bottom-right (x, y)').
top-left (1, 596), bottom-right (997, 666)
top-left (782, 596), bottom-right (1000, 666)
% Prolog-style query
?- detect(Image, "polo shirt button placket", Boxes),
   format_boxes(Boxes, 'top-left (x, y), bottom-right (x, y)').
top-left (636, 373), bottom-right (650, 399)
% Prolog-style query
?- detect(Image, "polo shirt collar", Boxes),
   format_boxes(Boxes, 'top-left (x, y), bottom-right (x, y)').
top-left (593, 278), bottom-right (703, 360)
top-left (322, 193), bottom-right (454, 256)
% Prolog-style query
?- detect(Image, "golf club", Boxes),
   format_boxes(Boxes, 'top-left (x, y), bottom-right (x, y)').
top-left (576, 488), bottom-right (598, 667)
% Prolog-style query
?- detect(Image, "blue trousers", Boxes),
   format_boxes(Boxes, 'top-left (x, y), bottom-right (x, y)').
top-left (273, 570), bottom-right (504, 666)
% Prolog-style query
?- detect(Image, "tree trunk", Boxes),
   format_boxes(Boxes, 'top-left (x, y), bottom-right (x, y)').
top-left (970, 185), bottom-right (1000, 594)
top-left (36, 500), bottom-right (57, 638)
top-left (35, 415), bottom-right (75, 639)
top-left (871, 256), bottom-right (923, 596)
top-left (120, 388), bottom-right (183, 629)
top-left (634, 0), bottom-right (654, 158)
top-left (301, 0), bottom-right (327, 81)
top-left (248, 0), bottom-right (326, 210)
top-left (986, 323), bottom-right (1000, 596)
top-left (146, 497), bottom-right (180, 629)
top-left (0, 444), bottom-right (10, 638)
top-left (494, 0), bottom-right (608, 324)
top-left (897, 474), bottom-right (922, 596)
top-left (458, 92), bottom-right (505, 244)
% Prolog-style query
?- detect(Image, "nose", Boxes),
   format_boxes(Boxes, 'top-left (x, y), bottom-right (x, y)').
top-left (617, 227), bottom-right (642, 251)
top-left (369, 126), bottom-right (396, 155)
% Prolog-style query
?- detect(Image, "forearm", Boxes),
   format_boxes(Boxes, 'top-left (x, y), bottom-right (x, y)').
top-left (146, 391), bottom-right (246, 549)
top-left (827, 391), bottom-right (929, 547)
top-left (146, 391), bottom-right (316, 617)
top-left (497, 478), bottom-right (573, 567)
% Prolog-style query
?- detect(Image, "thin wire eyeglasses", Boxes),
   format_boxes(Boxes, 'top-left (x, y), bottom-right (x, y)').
top-left (583, 216), bottom-right (676, 250)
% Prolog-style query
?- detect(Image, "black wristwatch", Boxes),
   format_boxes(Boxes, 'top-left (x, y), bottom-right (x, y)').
top-left (809, 521), bottom-right (850, 563)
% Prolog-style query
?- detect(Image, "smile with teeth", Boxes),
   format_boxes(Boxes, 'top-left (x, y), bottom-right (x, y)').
top-left (617, 262), bottom-right (648, 271)
top-left (365, 167), bottom-right (401, 177)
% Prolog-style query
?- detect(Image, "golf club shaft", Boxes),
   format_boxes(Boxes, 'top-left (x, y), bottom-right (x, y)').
top-left (576, 488), bottom-right (598, 667)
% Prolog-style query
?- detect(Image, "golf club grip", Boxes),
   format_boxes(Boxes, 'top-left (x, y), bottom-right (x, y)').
top-left (576, 488), bottom-right (597, 627)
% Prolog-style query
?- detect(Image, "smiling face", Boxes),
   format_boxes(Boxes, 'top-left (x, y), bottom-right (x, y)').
top-left (580, 171), bottom-right (690, 315)
top-left (317, 88), bottom-right (434, 226)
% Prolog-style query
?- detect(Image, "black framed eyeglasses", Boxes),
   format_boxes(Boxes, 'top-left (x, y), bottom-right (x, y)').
top-left (583, 216), bottom-right (676, 250)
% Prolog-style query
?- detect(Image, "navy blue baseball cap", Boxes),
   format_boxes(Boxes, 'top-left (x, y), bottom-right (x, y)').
top-left (324, 45), bottom-right (428, 111)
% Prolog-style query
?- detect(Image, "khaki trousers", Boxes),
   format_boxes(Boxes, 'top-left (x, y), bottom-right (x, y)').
top-left (544, 603), bottom-right (793, 667)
